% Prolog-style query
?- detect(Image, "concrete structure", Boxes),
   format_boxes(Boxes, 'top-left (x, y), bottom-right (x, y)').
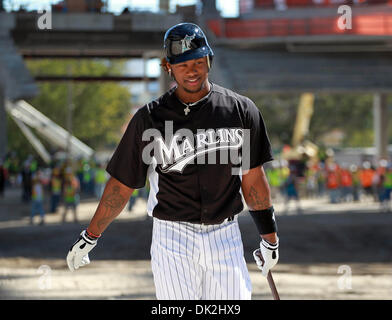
top-left (333, 145), bottom-right (392, 166)
top-left (373, 94), bottom-right (389, 160)
top-left (0, 4), bottom-right (391, 160)
top-left (0, 12), bottom-right (38, 160)
top-left (209, 49), bottom-right (392, 93)
top-left (5, 100), bottom-right (94, 161)
top-left (0, 11), bottom-right (183, 161)
top-left (206, 3), bottom-right (392, 159)
top-left (159, 0), bottom-right (170, 12)
top-left (0, 86), bottom-right (6, 161)
top-left (201, 0), bottom-right (219, 15)
top-left (11, 12), bottom-right (182, 58)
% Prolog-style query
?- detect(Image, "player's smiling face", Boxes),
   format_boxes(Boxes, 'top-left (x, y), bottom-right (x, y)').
top-left (169, 56), bottom-right (210, 102)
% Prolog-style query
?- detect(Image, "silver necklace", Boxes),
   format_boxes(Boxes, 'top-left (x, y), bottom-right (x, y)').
top-left (181, 89), bottom-right (212, 116)
top-left (184, 105), bottom-right (191, 115)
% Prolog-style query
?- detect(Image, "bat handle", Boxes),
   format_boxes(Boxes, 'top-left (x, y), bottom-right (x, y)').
top-left (256, 249), bottom-right (280, 300)
top-left (267, 271), bottom-right (280, 300)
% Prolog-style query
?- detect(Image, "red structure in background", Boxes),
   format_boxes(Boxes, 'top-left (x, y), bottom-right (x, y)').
top-left (212, 0), bottom-right (392, 38)
top-left (239, 0), bottom-right (392, 14)
top-left (52, 0), bottom-right (104, 13)
top-left (240, 0), bottom-right (390, 12)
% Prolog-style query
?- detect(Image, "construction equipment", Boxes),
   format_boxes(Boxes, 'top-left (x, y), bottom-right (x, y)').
top-left (282, 93), bottom-right (318, 161)
top-left (5, 99), bottom-right (94, 164)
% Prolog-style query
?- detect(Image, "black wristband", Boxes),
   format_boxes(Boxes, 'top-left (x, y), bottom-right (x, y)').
top-left (249, 206), bottom-right (278, 235)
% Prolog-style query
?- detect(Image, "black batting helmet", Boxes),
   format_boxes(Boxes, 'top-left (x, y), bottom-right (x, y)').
top-left (164, 23), bottom-right (214, 65)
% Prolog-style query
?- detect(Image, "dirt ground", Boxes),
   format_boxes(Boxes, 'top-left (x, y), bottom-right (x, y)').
top-left (0, 187), bottom-right (391, 300)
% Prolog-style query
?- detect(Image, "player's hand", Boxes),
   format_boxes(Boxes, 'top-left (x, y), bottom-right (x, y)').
top-left (253, 238), bottom-right (279, 277)
top-left (66, 230), bottom-right (97, 272)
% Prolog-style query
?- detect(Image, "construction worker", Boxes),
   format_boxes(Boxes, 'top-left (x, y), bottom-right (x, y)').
top-left (305, 163), bottom-right (318, 199)
top-left (316, 162), bottom-right (326, 197)
top-left (49, 167), bottom-right (62, 213)
top-left (30, 170), bottom-right (45, 225)
top-left (266, 161), bottom-right (283, 200)
top-left (326, 162), bottom-right (340, 203)
top-left (21, 159), bottom-right (33, 203)
top-left (374, 160), bottom-right (387, 203)
top-left (380, 163), bottom-right (392, 212)
top-left (94, 163), bottom-right (108, 199)
top-left (128, 188), bottom-right (139, 212)
top-left (0, 160), bottom-right (6, 198)
top-left (62, 168), bottom-right (80, 223)
top-left (359, 161), bottom-right (374, 202)
top-left (81, 160), bottom-right (92, 195)
top-left (282, 166), bottom-right (302, 214)
top-left (350, 164), bottom-right (360, 202)
top-left (340, 164), bottom-right (353, 202)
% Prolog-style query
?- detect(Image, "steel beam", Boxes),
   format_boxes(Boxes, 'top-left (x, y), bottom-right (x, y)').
top-left (34, 75), bottom-right (159, 82)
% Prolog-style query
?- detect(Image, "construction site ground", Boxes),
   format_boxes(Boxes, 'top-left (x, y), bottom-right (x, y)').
top-left (0, 187), bottom-right (391, 300)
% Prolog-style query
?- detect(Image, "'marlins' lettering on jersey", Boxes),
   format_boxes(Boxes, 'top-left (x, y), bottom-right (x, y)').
top-left (156, 128), bottom-right (243, 173)
top-left (142, 121), bottom-right (250, 175)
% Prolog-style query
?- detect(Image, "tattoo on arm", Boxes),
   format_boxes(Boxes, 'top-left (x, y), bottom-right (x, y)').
top-left (248, 186), bottom-right (271, 210)
top-left (97, 186), bottom-right (126, 229)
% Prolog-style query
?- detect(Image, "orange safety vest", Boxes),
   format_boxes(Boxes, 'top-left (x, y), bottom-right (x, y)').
top-left (340, 170), bottom-right (353, 187)
top-left (360, 169), bottom-right (374, 188)
top-left (327, 171), bottom-right (339, 189)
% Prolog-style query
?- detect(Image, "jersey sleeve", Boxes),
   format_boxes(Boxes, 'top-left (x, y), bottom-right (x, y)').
top-left (106, 108), bottom-right (149, 189)
top-left (244, 98), bottom-right (274, 169)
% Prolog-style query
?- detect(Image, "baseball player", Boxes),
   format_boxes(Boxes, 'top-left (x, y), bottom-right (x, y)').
top-left (66, 23), bottom-right (279, 300)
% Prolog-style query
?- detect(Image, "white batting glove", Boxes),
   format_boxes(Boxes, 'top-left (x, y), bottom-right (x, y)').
top-left (253, 238), bottom-right (279, 277)
top-left (66, 230), bottom-right (97, 272)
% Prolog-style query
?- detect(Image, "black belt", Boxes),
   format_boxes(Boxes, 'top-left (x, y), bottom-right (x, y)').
top-left (200, 214), bottom-right (235, 225)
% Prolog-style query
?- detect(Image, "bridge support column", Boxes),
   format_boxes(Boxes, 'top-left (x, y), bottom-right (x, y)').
top-left (201, 0), bottom-right (218, 13)
top-left (0, 85), bottom-right (7, 160)
top-left (373, 93), bottom-right (389, 160)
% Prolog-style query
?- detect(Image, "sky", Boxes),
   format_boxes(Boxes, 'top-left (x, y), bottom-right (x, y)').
top-left (4, 0), bottom-right (239, 17)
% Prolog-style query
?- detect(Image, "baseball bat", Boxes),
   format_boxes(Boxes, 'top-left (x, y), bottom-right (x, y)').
top-left (266, 270), bottom-right (280, 300)
top-left (255, 250), bottom-right (280, 300)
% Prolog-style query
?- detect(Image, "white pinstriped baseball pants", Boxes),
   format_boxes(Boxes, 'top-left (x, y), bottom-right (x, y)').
top-left (150, 216), bottom-right (252, 300)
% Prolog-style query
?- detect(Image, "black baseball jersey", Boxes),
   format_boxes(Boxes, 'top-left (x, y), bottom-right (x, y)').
top-left (106, 83), bottom-right (273, 224)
